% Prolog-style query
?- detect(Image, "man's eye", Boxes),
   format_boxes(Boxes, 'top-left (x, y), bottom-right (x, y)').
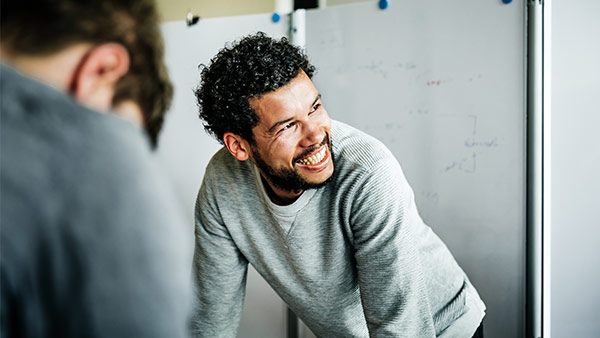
top-left (281, 122), bottom-right (295, 132)
top-left (310, 103), bottom-right (321, 113)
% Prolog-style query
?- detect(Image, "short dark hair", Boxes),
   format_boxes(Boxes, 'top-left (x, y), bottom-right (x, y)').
top-left (0, 0), bottom-right (172, 148)
top-left (195, 32), bottom-right (316, 144)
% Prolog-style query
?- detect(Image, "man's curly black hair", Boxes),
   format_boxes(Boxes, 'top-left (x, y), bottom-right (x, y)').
top-left (195, 32), bottom-right (316, 145)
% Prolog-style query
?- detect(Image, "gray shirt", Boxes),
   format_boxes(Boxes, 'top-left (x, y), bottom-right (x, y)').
top-left (1, 64), bottom-right (191, 338)
top-left (192, 120), bottom-right (485, 338)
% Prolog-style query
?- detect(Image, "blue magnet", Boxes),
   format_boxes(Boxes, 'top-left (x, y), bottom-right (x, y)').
top-left (378, 0), bottom-right (389, 10)
top-left (272, 12), bottom-right (281, 23)
top-left (502, 0), bottom-right (512, 3)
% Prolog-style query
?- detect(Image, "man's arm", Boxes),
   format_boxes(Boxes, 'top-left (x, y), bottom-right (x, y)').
top-left (349, 158), bottom-right (436, 338)
top-left (190, 177), bottom-right (249, 338)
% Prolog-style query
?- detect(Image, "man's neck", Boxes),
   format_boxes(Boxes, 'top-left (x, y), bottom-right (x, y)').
top-left (0, 44), bottom-right (92, 92)
top-left (259, 175), bottom-right (303, 206)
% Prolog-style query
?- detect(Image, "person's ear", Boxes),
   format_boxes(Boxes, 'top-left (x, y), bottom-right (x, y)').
top-left (223, 132), bottom-right (251, 161)
top-left (71, 43), bottom-right (130, 112)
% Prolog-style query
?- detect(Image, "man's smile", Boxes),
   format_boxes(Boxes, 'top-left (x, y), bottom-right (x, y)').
top-left (295, 145), bottom-right (330, 170)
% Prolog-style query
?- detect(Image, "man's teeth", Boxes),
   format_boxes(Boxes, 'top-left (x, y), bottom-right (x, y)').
top-left (298, 148), bottom-right (326, 165)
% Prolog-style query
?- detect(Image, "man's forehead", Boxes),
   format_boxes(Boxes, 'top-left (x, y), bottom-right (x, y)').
top-left (249, 91), bottom-right (290, 118)
top-left (249, 72), bottom-right (317, 113)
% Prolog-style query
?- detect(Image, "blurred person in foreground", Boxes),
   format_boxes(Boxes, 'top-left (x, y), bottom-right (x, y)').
top-left (0, 1), bottom-right (191, 337)
top-left (190, 33), bottom-right (486, 338)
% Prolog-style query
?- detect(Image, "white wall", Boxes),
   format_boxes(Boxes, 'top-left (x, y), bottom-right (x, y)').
top-left (550, 1), bottom-right (600, 337)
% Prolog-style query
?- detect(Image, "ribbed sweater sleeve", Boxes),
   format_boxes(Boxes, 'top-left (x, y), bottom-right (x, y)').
top-left (191, 159), bottom-right (249, 338)
top-left (349, 157), bottom-right (436, 337)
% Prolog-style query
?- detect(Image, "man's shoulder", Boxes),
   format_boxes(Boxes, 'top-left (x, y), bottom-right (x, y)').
top-left (0, 64), bottom-right (186, 279)
top-left (331, 119), bottom-right (396, 173)
top-left (1, 62), bottom-right (160, 221)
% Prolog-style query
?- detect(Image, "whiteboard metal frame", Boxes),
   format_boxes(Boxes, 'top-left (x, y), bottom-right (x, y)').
top-left (542, 0), bottom-right (551, 337)
top-left (527, 0), bottom-right (547, 337)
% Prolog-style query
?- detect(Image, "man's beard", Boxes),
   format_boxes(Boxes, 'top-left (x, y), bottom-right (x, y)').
top-left (251, 134), bottom-right (333, 193)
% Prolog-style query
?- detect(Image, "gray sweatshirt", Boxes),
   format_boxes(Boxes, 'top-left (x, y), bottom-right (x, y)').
top-left (192, 120), bottom-right (485, 338)
top-left (1, 63), bottom-right (191, 338)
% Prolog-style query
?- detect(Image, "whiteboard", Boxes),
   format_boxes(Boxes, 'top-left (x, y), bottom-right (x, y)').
top-left (304, 1), bottom-right (526, 337)
top-left (159, 13), bottom-right (290, 338)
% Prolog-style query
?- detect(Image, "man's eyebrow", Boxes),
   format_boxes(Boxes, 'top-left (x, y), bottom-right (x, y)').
top-left (312, 93), bottom-right (322, 107)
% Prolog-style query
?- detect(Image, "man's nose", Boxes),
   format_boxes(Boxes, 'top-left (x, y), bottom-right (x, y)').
top-left (300, 121), bottom-right (323, 147)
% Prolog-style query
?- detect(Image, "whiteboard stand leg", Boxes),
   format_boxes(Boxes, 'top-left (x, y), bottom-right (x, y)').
top-left (287, 307), bottom-right (298, 338)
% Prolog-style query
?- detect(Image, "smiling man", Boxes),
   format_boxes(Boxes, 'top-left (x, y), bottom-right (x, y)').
top-left (191, 32), bottom-right (486, 338)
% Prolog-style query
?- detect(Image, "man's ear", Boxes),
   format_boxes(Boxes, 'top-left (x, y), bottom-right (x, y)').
top-left (223, 132), bottom-right (251, 161)
top-left (71, 43), bottom-right (130, 112)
